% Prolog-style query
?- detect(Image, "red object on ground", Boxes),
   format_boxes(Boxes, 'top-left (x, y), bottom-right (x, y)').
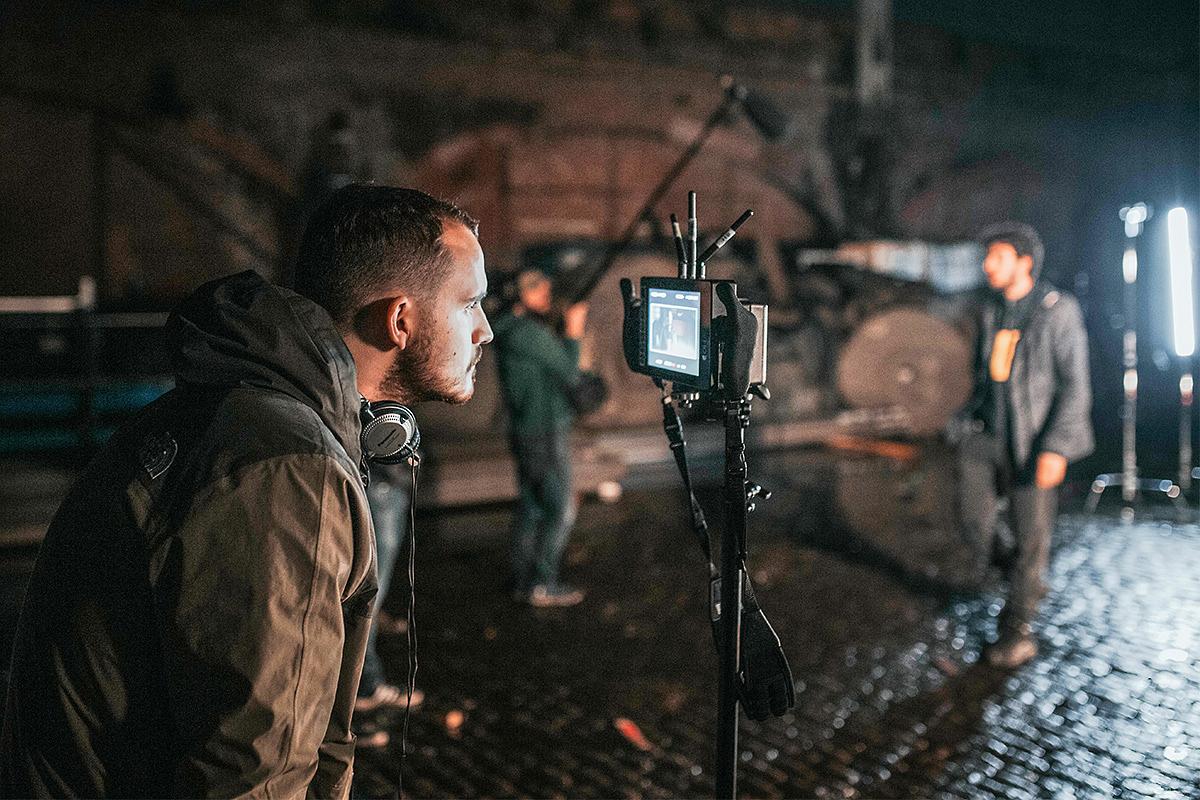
top-left (614, 717), bottom-right (653, 751)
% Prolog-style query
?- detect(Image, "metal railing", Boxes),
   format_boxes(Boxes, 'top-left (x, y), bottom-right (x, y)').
top-left (0, 278), bottom-right (170, 454)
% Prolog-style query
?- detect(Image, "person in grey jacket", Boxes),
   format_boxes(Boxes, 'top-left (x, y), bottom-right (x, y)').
top-left (1, 185), bottom-right (492, 798)
top-left (958, 222), bottom-right (1093, 669)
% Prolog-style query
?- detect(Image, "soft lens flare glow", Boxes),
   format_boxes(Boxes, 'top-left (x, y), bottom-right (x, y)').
top-left (1168, 207), bottom-right (1195, 358)
top-left (1121, 203), bottom-right (1150, 238)
top-left (1123, 247), bottom-right (1138, 284)
top-left (1124, 368), bottom-right (1138, 395)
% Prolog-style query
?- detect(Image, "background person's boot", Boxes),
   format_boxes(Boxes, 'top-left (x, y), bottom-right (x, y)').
top-left (527, 583), bottom-right (584, 608)
top-left (984, 621), bottom-right (1037, 668)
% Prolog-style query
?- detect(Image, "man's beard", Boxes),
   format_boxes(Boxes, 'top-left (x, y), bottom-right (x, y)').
top-left (380, 329), bottom-right (475, 405)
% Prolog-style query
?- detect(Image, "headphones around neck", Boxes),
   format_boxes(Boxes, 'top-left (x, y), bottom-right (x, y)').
top-left (360, 398), bottom-right (421, 466)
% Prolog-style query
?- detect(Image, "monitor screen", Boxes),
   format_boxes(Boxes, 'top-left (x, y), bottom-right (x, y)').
top-left (646, 288), bottom-right (701, 377)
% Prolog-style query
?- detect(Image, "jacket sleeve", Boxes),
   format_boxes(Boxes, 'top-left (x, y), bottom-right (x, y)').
top-left (157, 454), bottom-right (370, 799)
top-left (1039, 296), bottom-right (1095, 461)
top-left (513, 326), bottom-right (582, 387)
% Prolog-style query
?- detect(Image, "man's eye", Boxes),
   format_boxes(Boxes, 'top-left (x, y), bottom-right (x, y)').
top-left (467, 301), bottom-right (479, 310)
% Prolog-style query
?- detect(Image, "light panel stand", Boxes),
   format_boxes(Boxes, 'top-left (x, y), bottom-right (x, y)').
top-left (1087, 204), bottom-right (1184, 512)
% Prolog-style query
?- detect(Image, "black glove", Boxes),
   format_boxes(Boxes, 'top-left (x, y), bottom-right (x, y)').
top-left (738, 603), bottom-right (795, 720)
top-left (709, 578), bottom-right (796, 721)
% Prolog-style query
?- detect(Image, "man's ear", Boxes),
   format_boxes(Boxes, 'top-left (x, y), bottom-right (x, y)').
top-left (386, 294), bottom-right (414, 350)
top-left (1019, 254), bottom-right (1036, 278)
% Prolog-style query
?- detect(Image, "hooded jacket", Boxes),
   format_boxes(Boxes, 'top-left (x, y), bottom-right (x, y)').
top-left (1, 271), bottom-right (377, 799)
top-left (492, 311), bottom-right (580, 437)
top-left (968, 282), bottom-right (1095, 471)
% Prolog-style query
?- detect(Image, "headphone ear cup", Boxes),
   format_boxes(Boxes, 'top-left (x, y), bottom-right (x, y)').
top-left (361, 401), bottom-right (421, 464)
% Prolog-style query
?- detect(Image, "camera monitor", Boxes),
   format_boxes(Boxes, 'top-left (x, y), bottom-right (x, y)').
top-left (640, 278), bottom-right (715, 388)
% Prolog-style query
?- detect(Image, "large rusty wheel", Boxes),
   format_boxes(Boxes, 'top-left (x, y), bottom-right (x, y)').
top-left (836, 307), bottom-right (971, 435)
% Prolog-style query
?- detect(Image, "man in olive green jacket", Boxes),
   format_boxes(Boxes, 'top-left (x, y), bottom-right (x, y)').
top-left (1, 185), bottom-right (492, 798)
top-left (494, 270), bottom-right (588, 608)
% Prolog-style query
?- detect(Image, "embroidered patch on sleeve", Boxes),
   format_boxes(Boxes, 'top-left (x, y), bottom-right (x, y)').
top-left (139, 431), bottom-right (178, 480)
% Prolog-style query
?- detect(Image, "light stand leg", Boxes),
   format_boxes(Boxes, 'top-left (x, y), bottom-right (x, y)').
top-left (1121, 364), bottom-right (1138, 504)
top-left (1181, 372), bottom-right (1193, 500)
top-left (1121, 242), bottom-right (1140, 505)
top-left (715, 400), bottom-right (748, 799)
top-left (1089, 240), bottom-right (1141, 510)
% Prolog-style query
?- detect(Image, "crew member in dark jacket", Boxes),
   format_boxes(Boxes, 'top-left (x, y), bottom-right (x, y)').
top-left (494, 269), bottom-right (588, 607)
top-left (1, 185), bottom-right (492, 798)
top-left (959, 222), bottom-right (1093, 669)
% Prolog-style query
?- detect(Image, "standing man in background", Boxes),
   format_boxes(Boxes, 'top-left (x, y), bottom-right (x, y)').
top-left (958, 222), bottom-right (1093, 669)
top-left (494, 270), bottom-right (589, 608)
top-left (351, 462), bottom-right (421, 748)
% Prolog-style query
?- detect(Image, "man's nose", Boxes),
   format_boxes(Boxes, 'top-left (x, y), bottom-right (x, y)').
top-left (476, 312), bottom-right (494, 345)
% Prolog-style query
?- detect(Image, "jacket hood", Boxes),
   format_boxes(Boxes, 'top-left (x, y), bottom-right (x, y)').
top-left (166, 270), bottom-right (362, 465)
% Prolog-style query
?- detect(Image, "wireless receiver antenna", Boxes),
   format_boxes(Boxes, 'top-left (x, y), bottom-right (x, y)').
top-left (697, 209), bottom-right (753, 279)
top-left (687, 191), bottom-right (698, 279)
top-left (671, 213), bottom-right (687, 278)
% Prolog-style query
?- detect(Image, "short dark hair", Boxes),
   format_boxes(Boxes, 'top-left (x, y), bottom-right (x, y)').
top-left (293, 184), bottom-right (478, 329)
top-left (980, 221), bottom-right (1044, 276)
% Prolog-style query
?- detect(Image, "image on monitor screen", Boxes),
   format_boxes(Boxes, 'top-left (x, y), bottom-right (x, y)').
top-left (646, 289), bottom-right (701, 377)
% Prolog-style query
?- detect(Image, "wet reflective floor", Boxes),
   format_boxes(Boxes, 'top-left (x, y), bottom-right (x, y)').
top-left (2, 447), bottom-right (1199, 798)
top-left (355, 448), bottom-right (1200, 799)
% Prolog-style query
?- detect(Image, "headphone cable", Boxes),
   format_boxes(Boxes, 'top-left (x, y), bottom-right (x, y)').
top-left (396, 459), bottom-right (419, 799)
